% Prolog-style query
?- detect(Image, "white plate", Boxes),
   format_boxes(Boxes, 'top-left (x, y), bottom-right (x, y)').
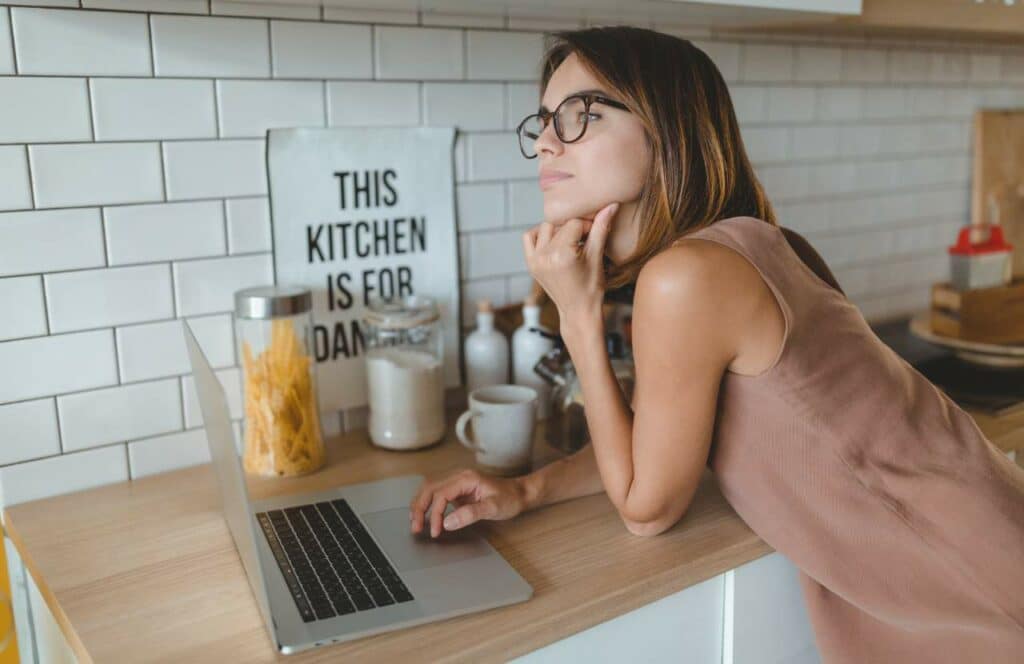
top-left (908, 312), bottom-right (1024, 368)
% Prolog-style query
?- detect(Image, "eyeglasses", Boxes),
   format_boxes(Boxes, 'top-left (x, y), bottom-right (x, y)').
top-left (515, 93), bottom-right (631, 159)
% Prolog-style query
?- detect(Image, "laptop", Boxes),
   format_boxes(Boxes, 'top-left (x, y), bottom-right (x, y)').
top-left (181, 320), bottom-right (533, 655)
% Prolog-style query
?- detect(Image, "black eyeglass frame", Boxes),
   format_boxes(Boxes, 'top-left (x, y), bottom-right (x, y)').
top-left (515, 93), bottom-right (631, 159)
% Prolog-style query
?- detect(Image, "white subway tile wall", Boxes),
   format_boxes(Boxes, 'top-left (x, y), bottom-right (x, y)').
top-left (0, 9), bottom-right (12, 74)
top-left (90, 78), bottom-right (218, 141)
top-left (1, 0), bottom-right (1021, 505)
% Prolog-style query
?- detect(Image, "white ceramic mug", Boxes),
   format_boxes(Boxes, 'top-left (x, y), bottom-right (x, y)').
top-left (456, 384), bottom-right (538, 476)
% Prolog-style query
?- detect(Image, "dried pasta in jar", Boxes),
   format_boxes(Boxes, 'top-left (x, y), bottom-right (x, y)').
top-left (234, 286), bottom-right (326, 478)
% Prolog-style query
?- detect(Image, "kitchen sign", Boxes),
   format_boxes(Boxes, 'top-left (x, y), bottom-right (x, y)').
top-left (266, 127), bottom-right (460, 412)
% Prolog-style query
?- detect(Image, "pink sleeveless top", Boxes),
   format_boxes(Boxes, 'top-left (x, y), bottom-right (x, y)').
top-left (681, 216), bottom-right (1024, 663)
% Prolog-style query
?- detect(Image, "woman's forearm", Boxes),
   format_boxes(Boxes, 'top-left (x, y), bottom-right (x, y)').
top-left (516, 442), bottom-right (605, 511)
top-left (560, 310), bottom-right (637, 517)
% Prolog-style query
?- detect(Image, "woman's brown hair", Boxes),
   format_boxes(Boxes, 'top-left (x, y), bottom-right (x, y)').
top-left (538, 26), bottom-right (778, 290)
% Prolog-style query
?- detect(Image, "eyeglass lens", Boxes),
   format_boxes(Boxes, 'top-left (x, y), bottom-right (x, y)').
top-left (519, 96), bottom-right (589, 158)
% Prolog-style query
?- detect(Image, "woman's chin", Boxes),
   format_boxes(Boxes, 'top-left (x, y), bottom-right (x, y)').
top-left (543, 200), bottom-right (597, 225)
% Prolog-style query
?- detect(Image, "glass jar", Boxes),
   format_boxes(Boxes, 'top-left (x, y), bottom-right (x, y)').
top-left (538, 331), bottom-right (634, 455)
top-left (362, 294), bottom-right (445, 450)
top-left (234, 285), bottom-right (326, 477)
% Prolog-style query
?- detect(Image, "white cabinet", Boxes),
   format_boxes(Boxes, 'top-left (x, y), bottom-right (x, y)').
top-left (4, 538), bottom-right (33, 664)
top-left (25, 572), bottom-right (76, 664)
top-left (511, 573), bottom-right (726, 663)
top-left (3, 533), bottom-right (77, 664)
top-left (513, 551), bottom-right (821, 664)
top-left (729, 552), bottom-right (820, 664)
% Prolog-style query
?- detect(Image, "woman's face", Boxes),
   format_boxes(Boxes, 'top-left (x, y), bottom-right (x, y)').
top-left (533, 52), bottom-right (652, 263)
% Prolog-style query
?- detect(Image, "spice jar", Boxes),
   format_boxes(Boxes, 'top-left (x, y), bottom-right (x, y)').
top-left (234, 285), bottom-right (326, 477)
top-left (362, 294), bottom-right (446, 451)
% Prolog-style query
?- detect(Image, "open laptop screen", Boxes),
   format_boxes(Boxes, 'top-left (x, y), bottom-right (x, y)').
top-left (182, 320), bottom-right (277, 641)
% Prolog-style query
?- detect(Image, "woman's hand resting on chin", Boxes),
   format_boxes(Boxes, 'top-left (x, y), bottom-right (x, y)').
top-left (521, 201), bottom-right (620, 329)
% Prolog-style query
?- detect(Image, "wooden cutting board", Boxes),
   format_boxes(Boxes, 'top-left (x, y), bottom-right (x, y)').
top-left (972, 109), bottom-right (1024, 279)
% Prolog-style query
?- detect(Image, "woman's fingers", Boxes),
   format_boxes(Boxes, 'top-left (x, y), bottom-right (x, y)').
top-left (584, 202), bottom-right (619, 259)
top-left (409, 472), bottom-right (480, 537)
top-left (555, 218), bottom-right (587, 248)
top-left (537, 221), bottom-right (554, 248)
top-left (410, 478), bottom-right (447, 531)
top-left (444, 497), bottom-right (498, 531)
top-left (522, 227), bottom-right (537, 263)
top-left (427, 476), bottom-right (479, 537)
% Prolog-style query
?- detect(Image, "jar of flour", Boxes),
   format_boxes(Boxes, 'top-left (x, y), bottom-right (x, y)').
top-left (362, 294), bottom-right (446, 450)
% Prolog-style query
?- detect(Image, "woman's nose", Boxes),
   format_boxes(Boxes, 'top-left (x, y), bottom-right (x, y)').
top-left (534, 120), bottom-right (563, 157)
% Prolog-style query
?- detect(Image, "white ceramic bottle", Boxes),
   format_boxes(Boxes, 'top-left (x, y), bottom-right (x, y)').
top-left (512, 292), bottom-right (555, 420)
top-left (464, 299), bottom-right (509, 394)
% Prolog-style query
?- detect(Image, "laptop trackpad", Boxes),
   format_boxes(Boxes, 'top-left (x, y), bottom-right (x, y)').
top-left (361, 507), bottom-right (492, 572)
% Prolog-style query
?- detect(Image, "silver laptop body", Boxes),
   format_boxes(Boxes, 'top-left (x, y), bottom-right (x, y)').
top-left (182, 320), bottom-right (533, 655)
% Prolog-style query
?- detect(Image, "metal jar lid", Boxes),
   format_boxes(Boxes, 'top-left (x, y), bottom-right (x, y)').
top-left (363, 294), bottom-right (440, 329)
top-left (234, 285), bottom-right (312, 319)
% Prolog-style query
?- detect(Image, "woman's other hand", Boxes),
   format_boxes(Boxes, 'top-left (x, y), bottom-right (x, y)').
top-left (522, 201), bottom-right (620, 327)
top-left (409, 469), bottom-right (529, 538)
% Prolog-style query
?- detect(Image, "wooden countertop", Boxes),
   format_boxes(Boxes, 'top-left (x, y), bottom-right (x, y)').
top-left (5, 403), bottom-right (1023, 664)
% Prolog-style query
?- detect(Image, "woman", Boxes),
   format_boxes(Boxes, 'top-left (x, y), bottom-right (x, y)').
top-left (409, 26), bottom-right (1024, 661)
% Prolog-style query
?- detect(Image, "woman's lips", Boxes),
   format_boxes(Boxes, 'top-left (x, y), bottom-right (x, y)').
top-left (539, 174), bottom-right (572, 190)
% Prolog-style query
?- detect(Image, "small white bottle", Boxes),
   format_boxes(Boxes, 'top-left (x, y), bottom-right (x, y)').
top-left (512, 293), bottom-right (555, 420)
top-left (464, 299), bottom-right (509, 394)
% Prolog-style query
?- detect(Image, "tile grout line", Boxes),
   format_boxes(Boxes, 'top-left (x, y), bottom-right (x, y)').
top-left (144, 10), bottom-right (154, 77)
top-left (36, 274), bottom-right (50, 336)
top-left (213, 79), bottom-right (222, 139)
top-left (220, 198), bottom-right (230, 254)
top-left (85, 77), bottom-right (97, 142)
top-left (6, 6), bottom-right (16, 76)
top-left (50, 396), bottom-right (64, 455)
top-left (99, 207), bottom-right (110, 267)
top-left (159, 141), bottom-right (169, 201)
top-left (266, 17), bottom-right (272, 78)
top-left (2, 247), bottom-right (274, 282)
top-left (22, 143), bottom-right (35, 210)
top-left (370, 23), bottom-right (376, 80)
top-left (24, 143), bottom-right (37, 209)
top-left (322, 79), bottom-right (328, 128)
top-left (168, 260), bottom-right (177, 319)
top-left (110, 327), bottom-right (121, 389)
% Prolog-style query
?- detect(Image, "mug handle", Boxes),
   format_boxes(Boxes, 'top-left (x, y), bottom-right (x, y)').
top-left (456, 409), bottom-right (484, 453)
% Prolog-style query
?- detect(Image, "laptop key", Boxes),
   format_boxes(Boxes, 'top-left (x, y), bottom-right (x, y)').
top-left (322, 582), bottom-right (346, 601)
top-left (334, 597), bottom-right (357, 615)
top-left (391, 584), bottom-right (414, 603)
top-left (311, 601), bottom-right (337, 621)
top-left (351, 591), bottom-right (376, 611)
top-left (364, 578), bottom-right (394, 605)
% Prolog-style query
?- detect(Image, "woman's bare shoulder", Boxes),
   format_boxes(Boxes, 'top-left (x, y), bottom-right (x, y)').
top-left (640, 238), bottom-right (765, 316)
top-left (636, 239), bottom-right (784, 375)
top-left (633, 241), bottom-right (747, 352)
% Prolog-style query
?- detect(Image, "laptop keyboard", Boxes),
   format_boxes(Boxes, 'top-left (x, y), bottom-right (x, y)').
top-left (256, 499), bottom-right (415, 623)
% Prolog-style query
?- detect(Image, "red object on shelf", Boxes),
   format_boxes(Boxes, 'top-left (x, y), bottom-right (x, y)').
top-left (948, 224), bottom-right (1013, 256)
